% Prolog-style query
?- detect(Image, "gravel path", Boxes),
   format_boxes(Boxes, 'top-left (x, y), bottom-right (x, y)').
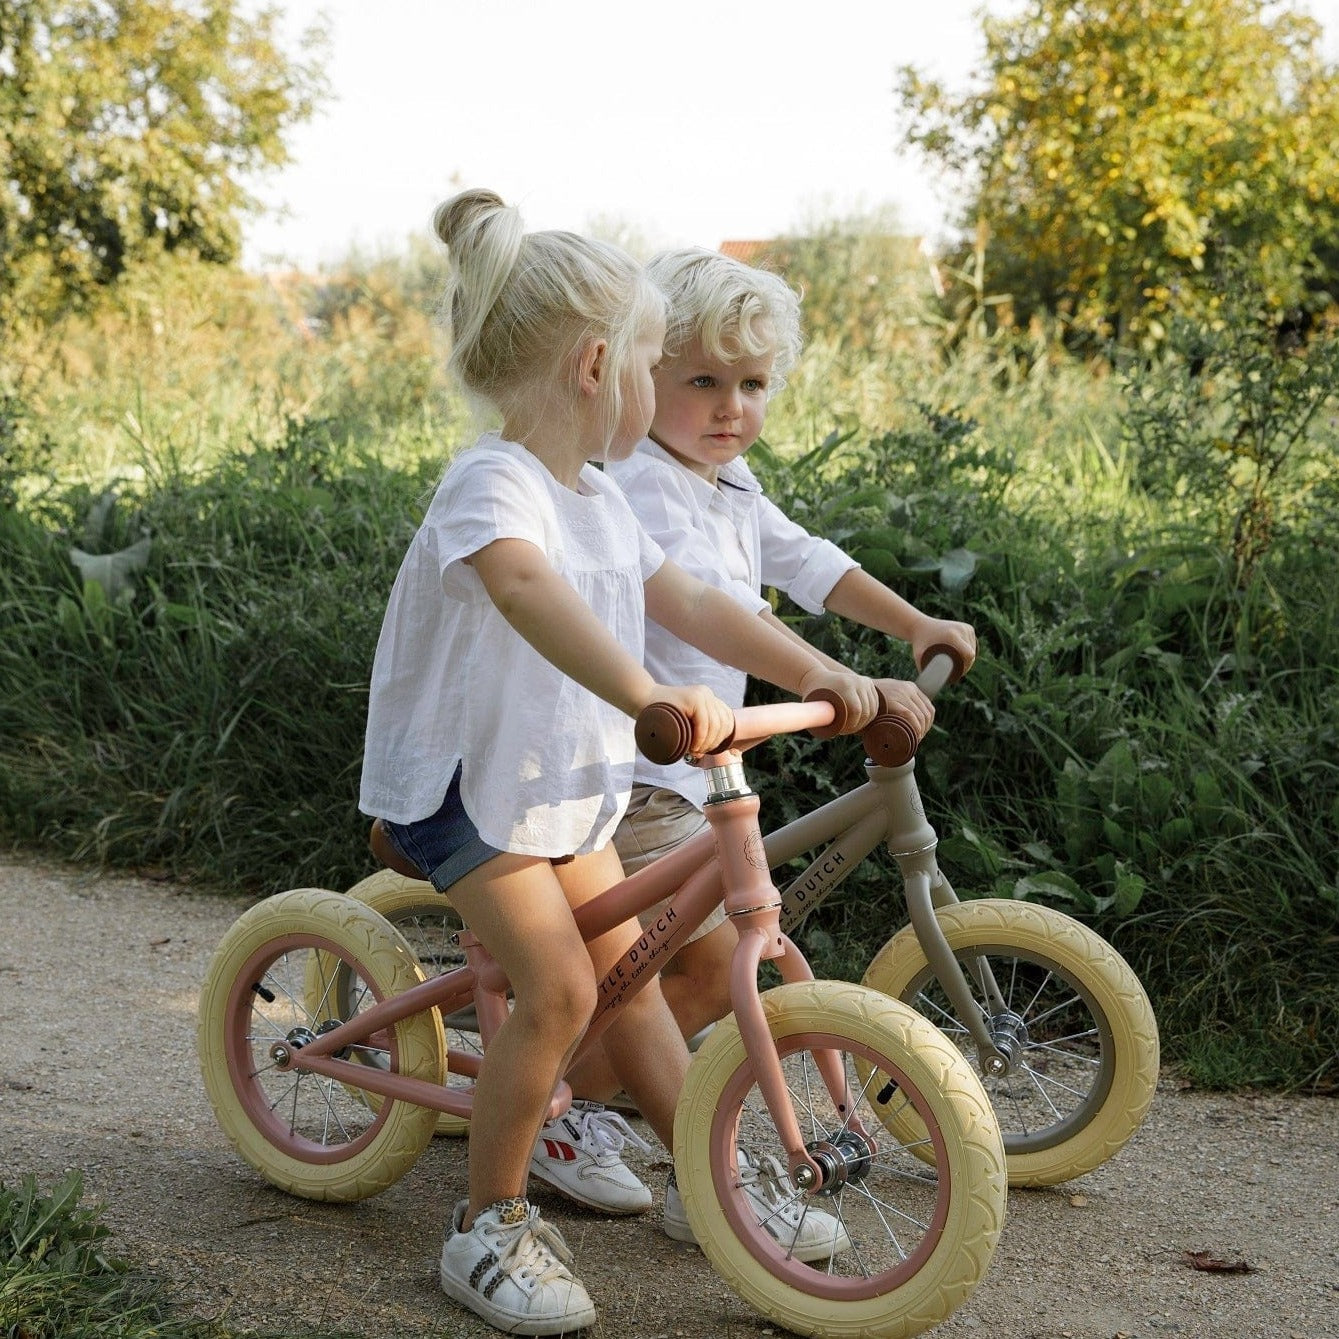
top-left (1, 856), bottom-right (1336, 1339)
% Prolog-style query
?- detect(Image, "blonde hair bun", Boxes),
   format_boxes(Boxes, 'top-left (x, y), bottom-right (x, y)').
top-left (429, 187), bottom-right (664, 451)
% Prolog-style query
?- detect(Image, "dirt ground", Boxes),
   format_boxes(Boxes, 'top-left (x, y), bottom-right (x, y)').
top-left (1, 856), bottom-right (1336, 1339)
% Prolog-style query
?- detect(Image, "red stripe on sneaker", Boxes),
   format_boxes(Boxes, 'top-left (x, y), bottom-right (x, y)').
top-left (542, 1139), bottom-right (577, 1162)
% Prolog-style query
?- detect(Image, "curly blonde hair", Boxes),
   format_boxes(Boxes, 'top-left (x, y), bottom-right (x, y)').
top-left (646, 248), bottom-right (803, 396)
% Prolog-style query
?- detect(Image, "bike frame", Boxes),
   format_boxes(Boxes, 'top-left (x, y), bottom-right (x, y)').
top-left (767, 758), bottom-right (1014, 1074)
top-left (268, 697), bottom-right (877, 1194)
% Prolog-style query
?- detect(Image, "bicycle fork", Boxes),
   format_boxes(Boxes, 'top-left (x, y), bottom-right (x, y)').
top-left (703, 757), bottom-right (876, 1194)
top-left (878, 762), bottom-right (1018, 1077)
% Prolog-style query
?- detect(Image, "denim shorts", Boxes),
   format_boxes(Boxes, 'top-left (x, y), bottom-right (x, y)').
top-left (379, 767), bottom-right (503, 894)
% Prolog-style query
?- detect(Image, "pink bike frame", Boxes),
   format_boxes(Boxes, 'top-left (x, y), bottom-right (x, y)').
top-left (276, 698), bottom-right (873, 1194)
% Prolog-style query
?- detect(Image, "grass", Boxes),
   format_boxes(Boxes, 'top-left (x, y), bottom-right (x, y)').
top-left (0, 1172), bottom-right (358, 1339)
top-left (2, 247), bottom-right (1337, 1093)
top-left (1, 237), bottom-right (1335, 1339)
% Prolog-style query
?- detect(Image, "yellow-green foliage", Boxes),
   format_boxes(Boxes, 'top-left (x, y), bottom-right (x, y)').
top-left (0, 0), bottom-right (327, 330)
top-left (6, 248), bottom-right (464, 486)
top-left (897, 0), bottom-right (1339, 342)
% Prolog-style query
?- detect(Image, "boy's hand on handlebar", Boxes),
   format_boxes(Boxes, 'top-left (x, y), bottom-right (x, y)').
top-left (798, 666), bottom-right (882, 733)
top-left (644, 683), bottom-right (735, 757)
top-left (910, 618), bottom-right (977, 675)
top-left (873, 679), bottom-right (935, 741)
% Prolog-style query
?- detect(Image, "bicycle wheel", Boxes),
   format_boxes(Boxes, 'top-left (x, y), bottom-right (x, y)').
top-left (307, 870), bottom-right (475, 1137)
top-left (861, 899), bottom-right (1159, 1187)
top-left (674, 980), bottom-right (1005, 1339)
top-left (198, 887), bottom-right (445, 1202)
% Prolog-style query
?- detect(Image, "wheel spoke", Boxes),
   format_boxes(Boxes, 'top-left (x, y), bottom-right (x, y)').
top-left (1020, 1062), bottom-right (1089, 1105)
top-left (1028, 1028), bottom-right (1101, 1055)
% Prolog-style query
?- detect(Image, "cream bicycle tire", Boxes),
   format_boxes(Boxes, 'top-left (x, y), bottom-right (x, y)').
top-left (198, 887), bottom-right (445, 1202)
top-left (861, 899), bottom-right (1159, 1187)
top-left (674, 980), bottom-right (1006, 1339)
top-left (305, 869), bottom-right (473, 1136)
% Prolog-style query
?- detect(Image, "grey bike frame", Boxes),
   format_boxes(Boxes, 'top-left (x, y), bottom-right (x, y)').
top-left (764, 755), bottom-right (1015, 1076)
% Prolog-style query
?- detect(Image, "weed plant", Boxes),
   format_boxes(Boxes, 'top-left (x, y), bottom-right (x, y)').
top-left (0, 1171), bottom-right (353, 1338)
top-left (747, 389), bottom-right (1337, 1092)
top-left (0, 415), bottom-right (444, 891)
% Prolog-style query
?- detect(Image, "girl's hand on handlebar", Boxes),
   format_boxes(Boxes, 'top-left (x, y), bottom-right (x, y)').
top-left (643, 683), bottom-right (735, 757)
top-left (798, 666), bottom-right (882, 733)
top-left (910, 618), bottom-right (977, 675)
top-left (873, 678), bottom-right (935, 741)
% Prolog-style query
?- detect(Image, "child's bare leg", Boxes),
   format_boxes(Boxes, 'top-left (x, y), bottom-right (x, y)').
top-left (654, 921), bottom-right (735, 1040)
top-left (556, 847), bottom-right (689, 1149)
top-left (447, 853), bottom-right (595, 1227)
top-left (563, 920), bottom-right (735, 1105)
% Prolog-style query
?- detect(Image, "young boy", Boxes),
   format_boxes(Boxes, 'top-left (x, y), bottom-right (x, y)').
top-left (527, 248), bottom-right (977, 1237)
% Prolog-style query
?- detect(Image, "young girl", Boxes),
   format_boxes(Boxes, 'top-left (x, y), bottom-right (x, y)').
top-left (359, 192), bottom-right (878, 1337)
top-left (529, 247), bottom-right (978, 1230)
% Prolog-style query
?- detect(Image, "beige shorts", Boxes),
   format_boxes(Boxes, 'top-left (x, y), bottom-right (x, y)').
top-left (613, 785), bottom-right (726, 946)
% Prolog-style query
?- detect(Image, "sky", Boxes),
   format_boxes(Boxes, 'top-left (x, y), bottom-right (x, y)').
top-left (240, 0), bottom-right (1010, 270)
top-left (241, 0), bottom-right (1339, 273)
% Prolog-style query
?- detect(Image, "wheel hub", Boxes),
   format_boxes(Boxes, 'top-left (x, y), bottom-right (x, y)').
top-left (981, 1008), bottom-right (1029, 1076)
top-left (269, 1025), bottom-right (318, 1068)
top-left (802, 1129), bottom-right (875, 1194)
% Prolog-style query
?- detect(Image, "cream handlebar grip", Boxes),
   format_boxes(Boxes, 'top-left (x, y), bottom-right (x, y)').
top-left (916, 644), bottom-right (967, 699)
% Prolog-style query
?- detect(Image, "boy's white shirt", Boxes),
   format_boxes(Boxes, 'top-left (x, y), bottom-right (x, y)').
top-left (607, 437), bottom-right (857, 807)
top-left (360, 433), bottom-right (665, 856)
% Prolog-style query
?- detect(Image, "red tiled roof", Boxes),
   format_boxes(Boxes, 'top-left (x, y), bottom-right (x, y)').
top-left (718, 240), bottom-right (772, 262)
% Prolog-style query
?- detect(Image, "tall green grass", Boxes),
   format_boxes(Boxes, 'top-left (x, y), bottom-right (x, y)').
top-left (1, 247), bottom-right (1335, 1091)
top-left (0, 416), bottom-right (444, 890)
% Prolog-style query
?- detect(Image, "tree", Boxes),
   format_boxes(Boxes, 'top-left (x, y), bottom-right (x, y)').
top-left (0, 0), bottom-right (327, 330)
top-left (896, 0), bottom-right (1339, 344)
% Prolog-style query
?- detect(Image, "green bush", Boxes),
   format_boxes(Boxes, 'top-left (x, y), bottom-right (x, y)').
top-left (2, 270), bottom-right (1336, 1091)
top-left (745, 385), bottom-right (1337, 1092)
top-left (0, 418), bottom-right (442, 892)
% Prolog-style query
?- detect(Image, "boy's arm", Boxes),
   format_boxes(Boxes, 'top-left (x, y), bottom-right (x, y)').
top-left (822, 568), bottom-right (977, 671)
top-left (754, 491), bottom-right (976, 670)
top-left (756, 604), bottom-right (934, 740)
top-left (644, 560), bottom-right (879, 727)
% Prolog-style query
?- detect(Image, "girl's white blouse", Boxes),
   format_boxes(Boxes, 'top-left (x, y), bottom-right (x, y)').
top-left (359, 435), bottom-right (665, 856)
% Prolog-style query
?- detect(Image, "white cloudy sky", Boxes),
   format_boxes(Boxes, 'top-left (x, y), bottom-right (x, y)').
top-left (241, 0), bottom-right (1339, 271)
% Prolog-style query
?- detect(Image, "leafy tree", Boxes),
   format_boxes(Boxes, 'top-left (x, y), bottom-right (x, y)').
top-left (769, 209), bottom-right (934, 356)
top-left (0, 0), bottom-right (327, 331)
top-left (896, 0), bottom-right (1339, 344)
top-left (1118, 256), bottom-right (1339, 592)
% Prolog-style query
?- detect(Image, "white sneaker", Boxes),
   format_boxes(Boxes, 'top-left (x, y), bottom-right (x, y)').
top-left (439, 1198), bottom-right (596, 1336)
top-left (663, 1151), bottom-right (852, 1265)
top-left (529, 1100), bottom-right (653, 1214)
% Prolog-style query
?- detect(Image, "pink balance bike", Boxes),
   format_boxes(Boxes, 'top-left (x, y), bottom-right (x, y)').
top-left (198, 678), bottom-right (1009, 1339)
top-left (310, 650), bottom-right (1159, 1188)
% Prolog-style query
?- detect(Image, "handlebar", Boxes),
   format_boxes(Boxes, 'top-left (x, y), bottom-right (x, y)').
top-left (635, 644), bottom-right (968, 769)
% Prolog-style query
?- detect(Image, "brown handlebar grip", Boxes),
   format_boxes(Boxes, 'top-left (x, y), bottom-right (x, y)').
top-left (803, 686), bottom-right (848, 740)
top-left (862, 713), bottom-right (920, 767)
top-left (635, 703), bottom-right (694, 766)
top-left (917, 642), bottom-right (968, 684)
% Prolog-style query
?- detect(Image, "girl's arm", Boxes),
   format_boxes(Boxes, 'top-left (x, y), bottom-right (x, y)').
top-left (471, 539), bottom-right (733, 753)
top-left (644, 560), bottom-right (880, 728)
